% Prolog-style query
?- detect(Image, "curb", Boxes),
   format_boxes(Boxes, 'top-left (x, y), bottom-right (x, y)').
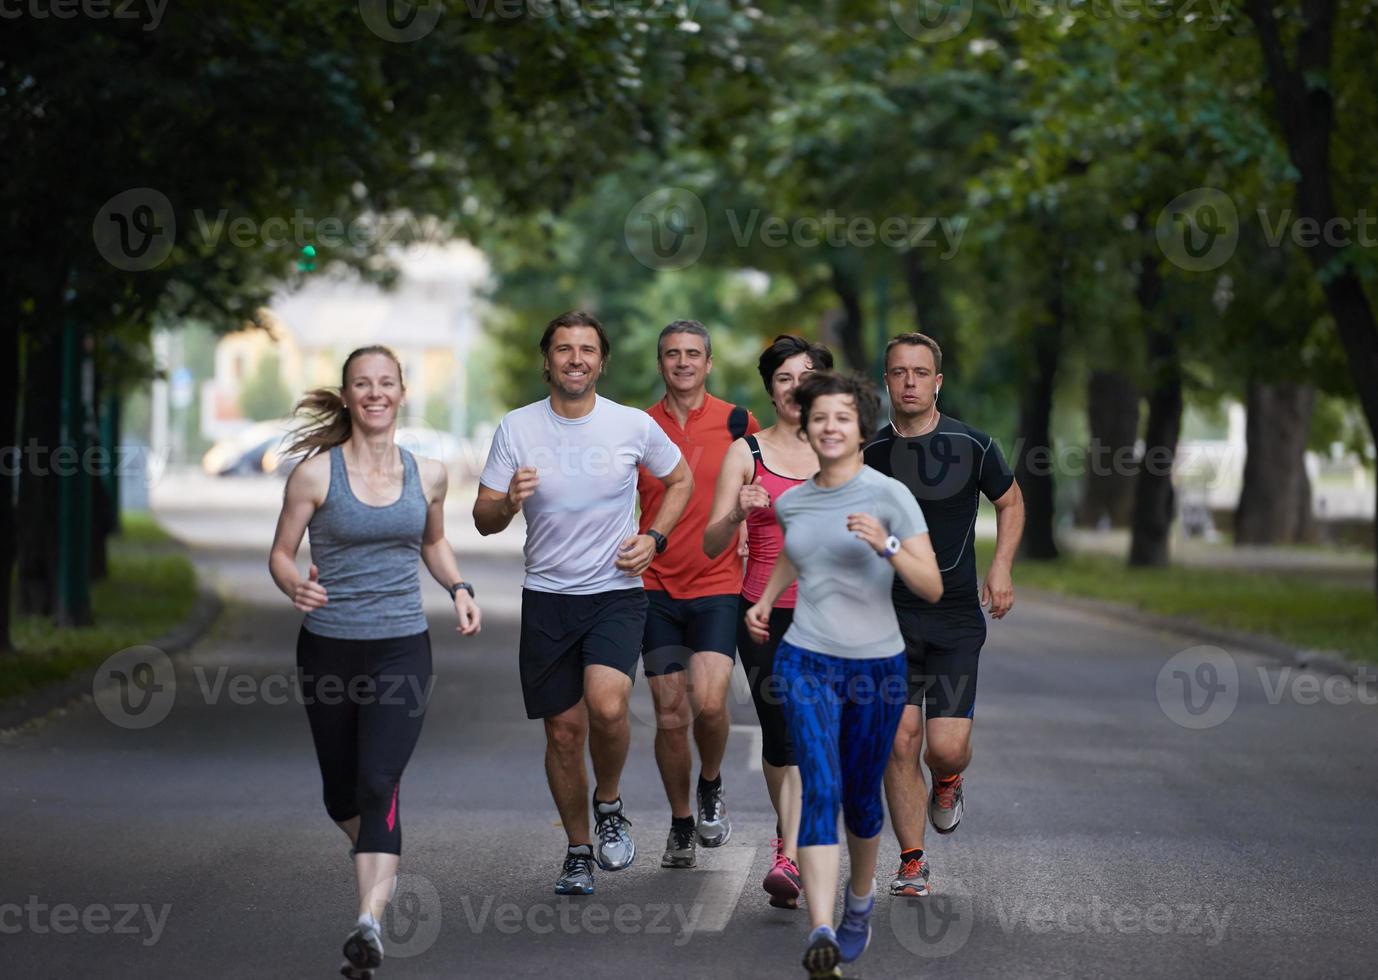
top-left (0, 588), bottom-right (223, 732)
top-left (1024, 587), bottom-right (1371, 679)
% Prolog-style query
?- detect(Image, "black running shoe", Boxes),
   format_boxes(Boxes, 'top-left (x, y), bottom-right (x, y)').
top-left (662, 822), bottom-right (697, 869)
top-left (696, 780), bottom-right (731, 847)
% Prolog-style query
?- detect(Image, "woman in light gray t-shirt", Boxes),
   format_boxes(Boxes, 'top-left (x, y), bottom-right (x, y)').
top-left (744, 372), bottom-right (942, 977)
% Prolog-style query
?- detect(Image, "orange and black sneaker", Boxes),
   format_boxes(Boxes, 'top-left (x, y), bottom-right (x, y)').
top-left (929, 773), bottom-right (964, 834)
top-left (890, 852), bottom-right (931, 897)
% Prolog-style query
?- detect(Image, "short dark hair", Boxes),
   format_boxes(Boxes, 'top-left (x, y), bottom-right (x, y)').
top-left (794, 371), bottom-right (882, 444)
top-left (657, 320), bottom-right (711, 359)
top-left (757, 334), bottom-right (834, 395)
top-left (884, 332), bottom-right (943, 374)
top-left (540, 311), bottom-right (610, 383)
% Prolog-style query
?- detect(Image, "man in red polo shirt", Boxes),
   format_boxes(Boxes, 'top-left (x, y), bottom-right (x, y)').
top-left (638, 320), bottom-right (760, 870)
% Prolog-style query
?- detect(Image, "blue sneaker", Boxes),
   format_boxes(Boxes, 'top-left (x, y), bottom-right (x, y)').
top-left (836, 881), bottom-right (874, 963)
top-left (802, 924), bottom-right (841, 978)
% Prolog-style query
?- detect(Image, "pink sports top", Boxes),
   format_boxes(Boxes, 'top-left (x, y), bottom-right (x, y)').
top-left (740, 434), bottom-right (809, 608)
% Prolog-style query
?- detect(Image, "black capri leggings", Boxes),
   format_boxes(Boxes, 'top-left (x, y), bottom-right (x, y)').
top-left (736, 596), bottom-right (796, 768)
top-left (296, 626), bottom-right (433, 855)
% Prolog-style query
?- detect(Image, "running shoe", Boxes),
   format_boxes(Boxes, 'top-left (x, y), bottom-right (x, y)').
top-left (555, 845), bottom-right (595, 895)
top-left (802, 924), bottom-right (842, 979)
top-left (339, 964), bottom-right (373, 980)
top-left (696, 780), bottom-right (731, 847)
top-left (928, 773), bottom-right (964, 834)
top-left (762, 837), bottom-right (802, 909)
top-left (836, 882), bottom-right (874, 963)
top-left (890, 853), bottom-right (932, 897)
top-left (662, 821), bottom-right (697, 869)
top-left (593, 799), bottom-right (636, 871)
top-left (342, 922), bottom-right (383, 975)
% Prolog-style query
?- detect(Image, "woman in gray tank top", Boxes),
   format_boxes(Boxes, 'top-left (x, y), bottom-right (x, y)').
top-left (268, 345), bottom-right (482, 979)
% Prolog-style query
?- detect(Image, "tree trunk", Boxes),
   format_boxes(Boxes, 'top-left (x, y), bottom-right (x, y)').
top-left (1075, 369), bottom-right (1140, 528)
top-left (0, 322), bottom-right (17, 654)
top-left (16, 328), bottom-right (62, 617)
top-left (1235, 381), bottom-right (1316, 544)
top-left (1247, 0), bottom-right (1378, 600)
top-left (1128, 245), bottom-right (1184, 567)
top-left (829, 261), bottom-right (867, 370)
top-left (901, 247), bottom-right (960, 417)
top-left (1014, 254), bottom-right (1065, 561)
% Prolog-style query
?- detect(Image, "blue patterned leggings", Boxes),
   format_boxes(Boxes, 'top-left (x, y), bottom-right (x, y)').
top-left (776, 640), bottom-right (908, 846)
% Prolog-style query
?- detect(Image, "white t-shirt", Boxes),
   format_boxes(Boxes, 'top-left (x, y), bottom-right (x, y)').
top-left (480, 395), bottom-right (683, 594)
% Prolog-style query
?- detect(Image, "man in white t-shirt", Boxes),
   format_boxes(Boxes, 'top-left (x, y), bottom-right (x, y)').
top-left (474, 310), bottom-right (693, 897)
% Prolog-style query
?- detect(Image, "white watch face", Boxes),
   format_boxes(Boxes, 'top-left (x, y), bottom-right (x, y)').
top-left (886, 535), bottom-right (901, 555)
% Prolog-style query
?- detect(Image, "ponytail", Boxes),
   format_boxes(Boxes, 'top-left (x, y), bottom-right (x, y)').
top-left (284, 344), bottom-right (404, 460)
top-left (284, 387), bottom-right (352, 459)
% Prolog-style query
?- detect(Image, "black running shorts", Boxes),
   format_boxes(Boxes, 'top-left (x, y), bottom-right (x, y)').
top-left (896, 603), bottom-right (986, 719)
top-left (519, 587), bottom-right (647, 719)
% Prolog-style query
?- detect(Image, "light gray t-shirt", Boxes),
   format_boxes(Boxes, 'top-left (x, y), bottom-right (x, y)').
top-left (480, 395), bottom-right (682, 594)
top-left (776, 465), bottom-right (929, 659)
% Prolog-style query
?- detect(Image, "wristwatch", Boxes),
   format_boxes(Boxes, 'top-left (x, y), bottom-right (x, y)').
top-left (881, 535), bottom-right (902, 559)
top-left (646, 529), bottom-right (668, 554)
top-left (447, 581), bottom-right (475, 600)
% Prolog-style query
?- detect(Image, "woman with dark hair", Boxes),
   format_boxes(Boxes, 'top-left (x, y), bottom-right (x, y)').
top-left (703, 335), bottom-right (832, 910)
top-left (269, 345), bottom-right (481, 979)
top-left (744, 372), bottom-right (942, 979)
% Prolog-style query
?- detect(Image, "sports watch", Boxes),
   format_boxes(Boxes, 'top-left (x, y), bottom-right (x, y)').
top-left (881, 535), bottom-right (902, 558)
top-left (647, 529), bottom-right (668, 554)
top-left (447, 581), bottom-right (476, 600)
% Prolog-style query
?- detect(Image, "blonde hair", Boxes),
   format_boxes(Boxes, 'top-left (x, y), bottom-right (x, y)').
top-left (285, 345), bottom-right (404, 459)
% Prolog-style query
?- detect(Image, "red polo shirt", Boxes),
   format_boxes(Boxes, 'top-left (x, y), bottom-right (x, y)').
top-left (638, 393), bottom-right (760, 598)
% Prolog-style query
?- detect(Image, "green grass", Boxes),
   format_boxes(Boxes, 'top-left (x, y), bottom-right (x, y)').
top-left (3, 515), bottom-right (200, 702)
top-left (978, 540), bottom-right (1378, 664)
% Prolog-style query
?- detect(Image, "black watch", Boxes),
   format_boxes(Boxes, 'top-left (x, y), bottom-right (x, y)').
top-left (646, 529), bottom-right (668, 554)
top-left (447, 581), bottom-right (475, 600)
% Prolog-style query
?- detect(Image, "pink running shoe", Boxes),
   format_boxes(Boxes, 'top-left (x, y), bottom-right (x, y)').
top-left (762, 837), bottom-right (802, 909)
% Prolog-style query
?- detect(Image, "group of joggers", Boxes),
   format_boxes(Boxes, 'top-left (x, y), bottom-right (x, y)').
top-left (268, 311), bottom-right (1026, 979)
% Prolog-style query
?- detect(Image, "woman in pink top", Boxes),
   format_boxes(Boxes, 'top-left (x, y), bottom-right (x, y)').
top-left (704, 334), bottom-right (833, 910)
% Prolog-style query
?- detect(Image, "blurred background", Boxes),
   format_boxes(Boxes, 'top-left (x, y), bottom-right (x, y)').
top-left (4, 0), bottom-right (1376, 681)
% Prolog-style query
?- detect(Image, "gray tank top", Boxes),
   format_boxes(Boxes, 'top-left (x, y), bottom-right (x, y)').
top-left (303, 444), bottom-right (430, 640)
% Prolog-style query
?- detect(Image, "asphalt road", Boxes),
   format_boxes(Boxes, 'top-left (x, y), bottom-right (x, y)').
top-left (3, 485), bottom-right (1377, 979)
